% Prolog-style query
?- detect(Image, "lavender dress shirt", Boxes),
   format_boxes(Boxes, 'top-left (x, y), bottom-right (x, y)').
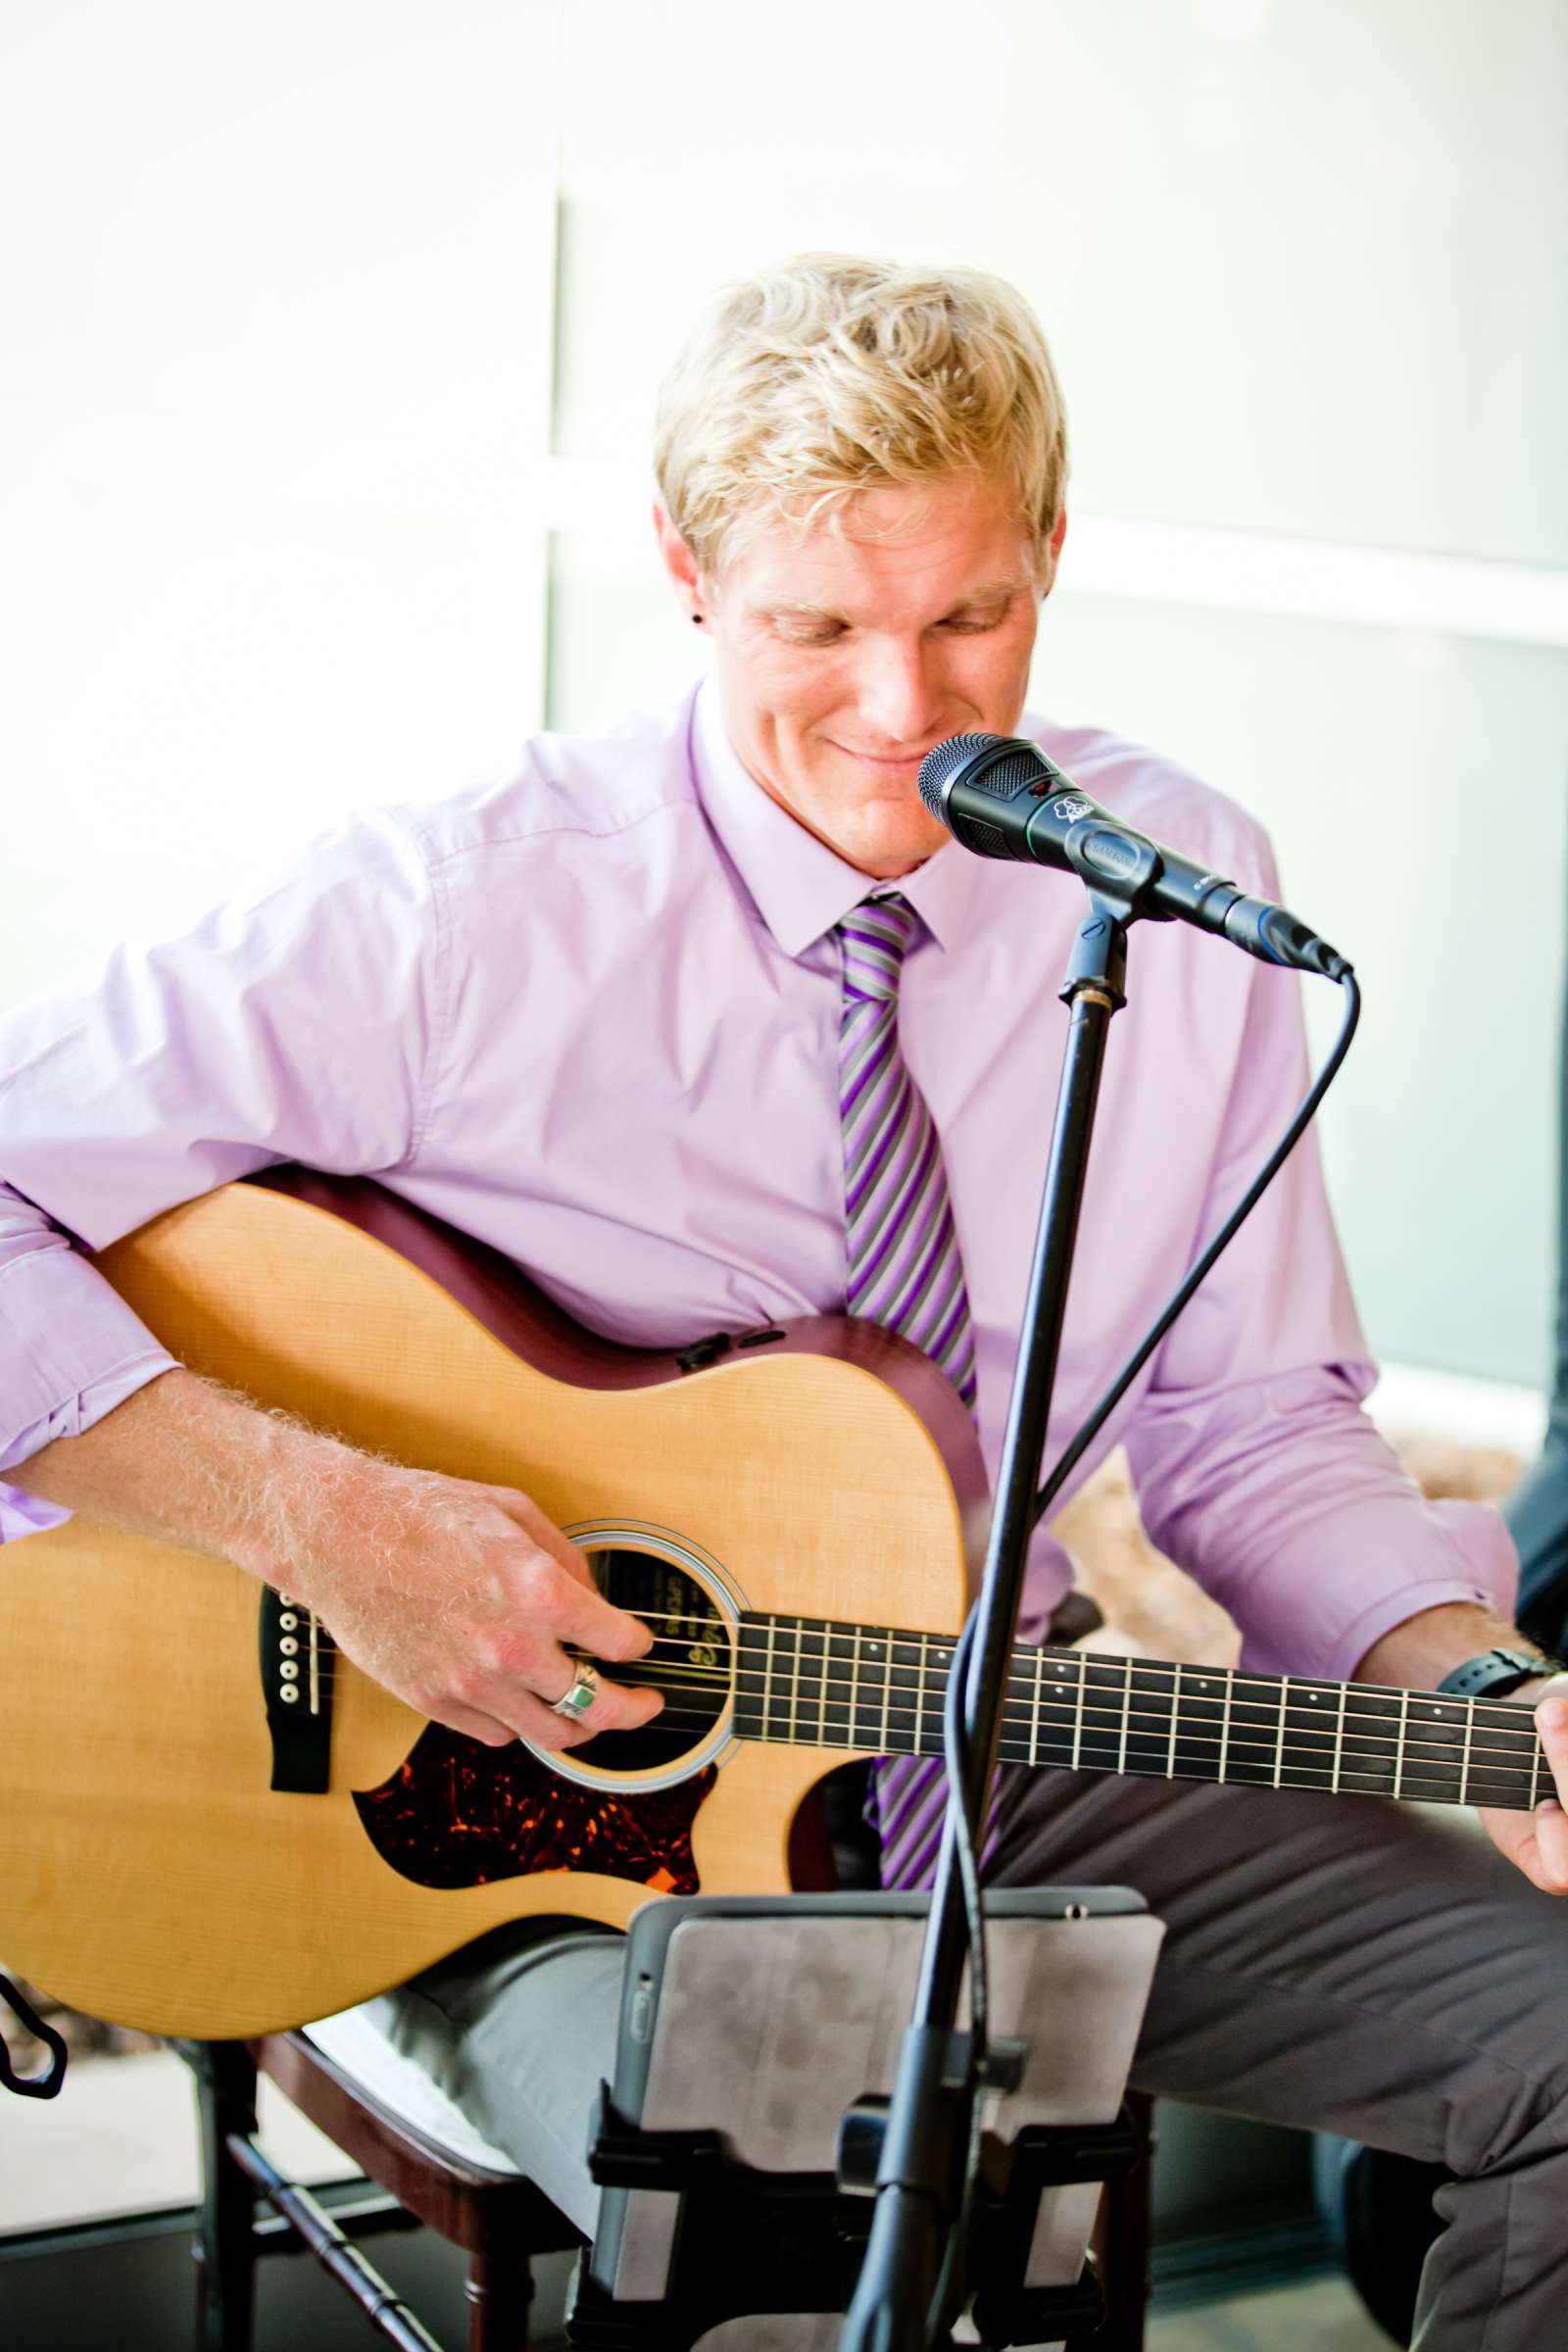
top-left (0, 679), bottom-right (1514, 1675)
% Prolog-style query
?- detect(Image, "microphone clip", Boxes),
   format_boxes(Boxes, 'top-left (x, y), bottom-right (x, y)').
top-left (1059, 886), bottom-right (1138, 1010)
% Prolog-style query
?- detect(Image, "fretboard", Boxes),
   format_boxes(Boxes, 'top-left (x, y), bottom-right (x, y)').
top-left (731, 1615), bottom-right (1546, 1812)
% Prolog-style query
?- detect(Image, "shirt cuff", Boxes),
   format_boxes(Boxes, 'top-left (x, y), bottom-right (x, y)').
top-left (0, 1238), bottom-right (179, 1542)
top-left (1236, 1495), bottom-right (1521, 1685)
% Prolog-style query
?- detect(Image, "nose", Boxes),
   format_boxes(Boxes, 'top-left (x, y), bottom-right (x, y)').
top-left (853, 634), bottom-right (943, 750)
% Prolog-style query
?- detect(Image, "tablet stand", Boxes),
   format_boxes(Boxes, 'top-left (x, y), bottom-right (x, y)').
top-left (564, 1889), bottom-right (1161, 2352)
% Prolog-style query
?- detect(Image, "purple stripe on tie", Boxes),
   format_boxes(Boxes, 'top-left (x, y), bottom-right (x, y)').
top-left (847, 1089), bottom-right (920, 1229)
top-left (875, 1754), bottom-right (947, 1849)
top-left (839, 1007), bottom-right (893, 1093)
top-left (861, 1196), bottom-right (951, 1341)
top-left (844, 1059), bottom-right (910, 1186)
top-left (913, 1266), bottom-right (969, 1368)
top-left (848, 1119), bottom-right (939, 1291)
top-left (840, 928), bottom-right (909, 989)
top-left (876, 1195), bottom-right (958, 1332)
top-left (880, 1778), bottom-right (950, 1890)
top-left (855, 1152), bottom-right (945, 1301)
top-left (840, 1024), bottom-right (897, 1124)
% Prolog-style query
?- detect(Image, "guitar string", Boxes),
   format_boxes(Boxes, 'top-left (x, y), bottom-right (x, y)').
top-left (517, 1699), bottom-right (1538, 1805)
top-left (599, 1651), bottom-right (1544, 1763)
top-left (554, 1697), bottom-right (1541, 1795)
top-left (273, 1591), bottom-right (1558, 1716)
top-left (280, 1647), bottom-right (1544, 1763)
top-left (595, 1691), bottom-right (1542, 1775)
top-left (282, 1611), bottom-right (1545, 1726)
top-left (272, 1600), bottom-right (1553, 1738)
top-left (710, 1726), bottom-right (1541, 1809)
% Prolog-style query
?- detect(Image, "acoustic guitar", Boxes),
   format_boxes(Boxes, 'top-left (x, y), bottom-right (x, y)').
top-left (0, 1171), bottom-right (1545, 2036)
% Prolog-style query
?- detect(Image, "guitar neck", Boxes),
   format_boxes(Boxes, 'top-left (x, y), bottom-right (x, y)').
top-left (731, 1616), bottom-right (1546, 1812)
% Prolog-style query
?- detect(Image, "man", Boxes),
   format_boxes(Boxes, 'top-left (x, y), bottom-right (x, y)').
top-left (5, 254), bottom-right (1568, 2343)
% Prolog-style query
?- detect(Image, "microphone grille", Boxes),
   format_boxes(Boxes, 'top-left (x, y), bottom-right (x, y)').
top-left (958, 815), bottom-right (1011, 859)
top-left (966, 743), bottom-right (1049, 800)
top-left (917, 733), bottom-right (998, 816)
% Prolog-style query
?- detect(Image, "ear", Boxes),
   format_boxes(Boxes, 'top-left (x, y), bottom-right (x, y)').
top-left (1039, 506), bottom-right (1068, 598)
top-left (652, 498), bottom-right (705, 619)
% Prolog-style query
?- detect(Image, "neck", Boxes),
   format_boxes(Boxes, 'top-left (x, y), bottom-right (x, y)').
top-left (730, 1614), bottom-right (1544, 1812)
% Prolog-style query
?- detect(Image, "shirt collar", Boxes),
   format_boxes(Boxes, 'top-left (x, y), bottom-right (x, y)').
top-left (689, 675), bottom-right (983, 957)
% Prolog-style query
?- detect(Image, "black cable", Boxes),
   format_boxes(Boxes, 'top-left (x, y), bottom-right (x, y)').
top-left (942, 1608), bottom-right (988, 2063)
top-left (921, 1603), bottom-right (988, 2340)
top-left (1032, 967), bottom-right (1361, 1528)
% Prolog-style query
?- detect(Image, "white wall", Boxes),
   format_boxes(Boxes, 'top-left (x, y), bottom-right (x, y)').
top-left (6, 0), bottom-right (1566, 1391)
top-left (2, 0), bottom-right (559, 995)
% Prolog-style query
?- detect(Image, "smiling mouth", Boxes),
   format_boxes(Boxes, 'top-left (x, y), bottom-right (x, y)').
top-left (834, 745), bottom-right (934, 769)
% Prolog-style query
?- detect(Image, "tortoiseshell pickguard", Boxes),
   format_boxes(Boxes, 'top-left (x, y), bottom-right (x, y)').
top-left (354, 1726), bottom-right (715, 1895)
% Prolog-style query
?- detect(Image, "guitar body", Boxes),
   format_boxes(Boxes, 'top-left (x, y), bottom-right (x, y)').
top-left (0, 1175), bottom-right (988, 2035)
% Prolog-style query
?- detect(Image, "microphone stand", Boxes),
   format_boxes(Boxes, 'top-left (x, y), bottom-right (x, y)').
top-left (840, 885), bottom-right (1139, 2352)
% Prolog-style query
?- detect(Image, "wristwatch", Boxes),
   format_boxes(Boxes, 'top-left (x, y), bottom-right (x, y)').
top-left (1435, 1646), bottom-right (1562, 1702)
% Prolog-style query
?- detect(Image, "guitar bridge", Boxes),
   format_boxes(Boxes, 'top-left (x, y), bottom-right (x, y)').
top-left (258, 1588), bottom-right (334, 1793)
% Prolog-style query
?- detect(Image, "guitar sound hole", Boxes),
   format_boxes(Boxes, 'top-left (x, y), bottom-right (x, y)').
top-left (574, 1545), bottom-right (730, 1771)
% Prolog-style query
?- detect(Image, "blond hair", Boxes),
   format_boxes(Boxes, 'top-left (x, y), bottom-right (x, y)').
top-left (654, 253), bottom-right (1068, 580)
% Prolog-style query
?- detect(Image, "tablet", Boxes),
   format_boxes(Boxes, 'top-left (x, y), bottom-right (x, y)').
top-left (591, 1886), bottom-right (1163, 2329)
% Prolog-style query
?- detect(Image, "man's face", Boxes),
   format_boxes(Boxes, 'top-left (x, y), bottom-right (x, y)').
top-left (663, 474), bottom-right (1055, 879)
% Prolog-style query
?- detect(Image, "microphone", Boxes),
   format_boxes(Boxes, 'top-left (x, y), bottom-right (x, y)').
top-left (918, 733), bottom-right (1349, 981)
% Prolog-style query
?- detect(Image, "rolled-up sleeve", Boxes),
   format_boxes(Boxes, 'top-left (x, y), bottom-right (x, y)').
top-left (0, 810), bottom-right (439, 1537)
top-left (1122, 841), bottom-right (1518, 1681)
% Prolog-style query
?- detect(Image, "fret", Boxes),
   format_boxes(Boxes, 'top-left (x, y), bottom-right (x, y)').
top-left (1273, 1677), bottom-right (1287, 1788)
top-left (1173, 1670), bottom-right (1225, 1784)
top-left (859, 1646), bottom-right (883, 1759)
top-left (1070, 1653), bottom-right (1086, 1771)
top-left (1166, 1664), bottom-right (1180, 1778)
top-left (849, 1621), bottom-right (863, 1747)
top-left (788, 1616), bottom-right (803, 1746)
top-left (1393, 1687), bottom-right (1409, 1799)
top-left (1080, 1658), bottom-right (1137, 1774)
top-left (914, 1634), bottom-right (930, 1764)
top-left (732, 1615), bottom-right (766, 1739)
top-left (1029, 1645), bottom-right (1042, 1767)
top-left (764, 1615), bottom-right (777, 1739)
top-left (1122, 1660), bottom-right (1176, 1777)
top-left (822, 1623), bottom-right (851, 1744)
top-left (1330, 1681), bottom-right (1346, 1794)
top-left (802, 1620), bottom-right (827, 1744)
top-left (1532, 1723), bottom-right (1544, 1811)
top-left (1404, 1698), bottom-right (1465, 1805)
top-left (1458, 1692), bottom-right (1474, 1807)
top-left (1035, 1651), bottom-right (1078, 1758)
top-left (886, 1634), bottom-right (923, 1756)
top-left (1216, 1667), bottom-right (1232, 1786)
top-left (1340, 1687), bottom-right (1400, 1795)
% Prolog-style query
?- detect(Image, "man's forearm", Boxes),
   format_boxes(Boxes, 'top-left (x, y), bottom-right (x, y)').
top-left (1354, 1602), bottom-right (1555, 1691)
top-left (11, 1366), bottom-right (371, 1583)
top-left (11, 1363), bottom-right (660, 1752)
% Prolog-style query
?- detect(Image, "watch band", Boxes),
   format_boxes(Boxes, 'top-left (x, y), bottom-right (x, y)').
top-left (1435, 1646), bottom-right (1560, 1702)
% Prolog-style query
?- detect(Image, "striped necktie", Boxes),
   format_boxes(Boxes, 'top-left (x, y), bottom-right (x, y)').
top-left (837, 893), bottom-right (978, 1889)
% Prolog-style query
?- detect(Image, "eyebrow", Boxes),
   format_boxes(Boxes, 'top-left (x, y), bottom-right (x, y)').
top-left (755, 575), bottom-right (1034, 623)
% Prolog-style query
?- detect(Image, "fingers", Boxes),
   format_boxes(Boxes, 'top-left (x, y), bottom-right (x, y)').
top-left (1530, 1693), bottom-right (1568, 1891)
top-left (1480, 1687), bottom-right (1568, 1894)
top-left (1481, 1800), bottom-right (1568, 1896)
top-left (418, 1656), bottom-right (663, 1754)
top-left (488, 1490), bottom-right (654, 1664)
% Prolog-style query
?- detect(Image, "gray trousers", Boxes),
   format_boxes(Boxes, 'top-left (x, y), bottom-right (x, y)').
top-left (376, 1761), bottom-right (1568, 2350)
